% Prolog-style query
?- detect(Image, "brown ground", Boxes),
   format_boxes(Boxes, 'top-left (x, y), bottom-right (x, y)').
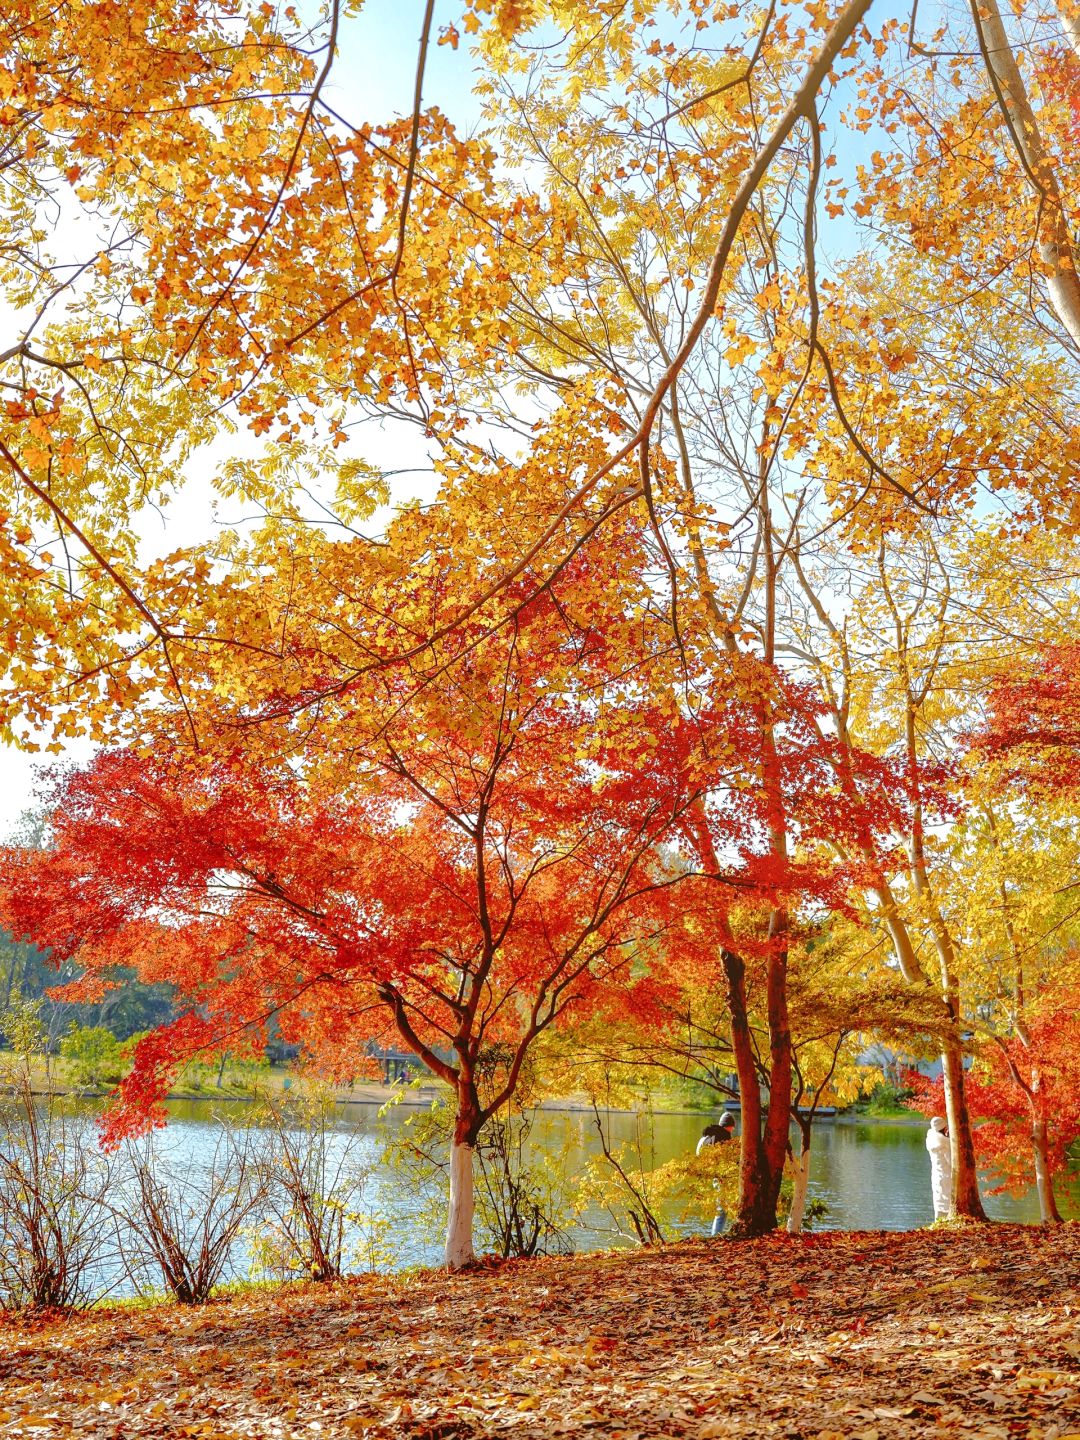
top-left (1, 1225), bottom-right (1077, 1439)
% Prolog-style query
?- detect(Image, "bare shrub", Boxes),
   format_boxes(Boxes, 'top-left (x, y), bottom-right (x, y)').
top-left (575, 1102), bottom-right (669, 1246)
top-left (0, 1015), bottom-right (117, 1310)
top-left (120, 1126), bottom-right (269, 1303)
top-left (252, 1088), bottom-right (388, 1282)
top-left (474, 1107), bottom-right (574, 1259)
top-left (472, 1045), bottom-right (574, 1259)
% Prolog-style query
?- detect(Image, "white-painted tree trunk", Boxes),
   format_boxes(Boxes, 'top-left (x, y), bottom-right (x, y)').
top-left (786, 1145), bottom-right (811, 1234)
top-left (445, 1140), bottom-right (476, 1270)
top-left (940, 1047), bottom-right (964, 1218)
top-left (1031, 1117), bottom-right (1062, 1224)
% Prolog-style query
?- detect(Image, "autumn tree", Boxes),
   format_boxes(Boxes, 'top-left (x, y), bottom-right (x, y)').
top-left (463, 0), bottom-right (1077, 1230)
top-left (960, 1005), bottom-right (1080, 1218)
top-left (780, 505), bottom-right (1080, 1222)
top-left (953, 632), bottom-right (1080, 1220)
top-left (1, 512), bottom-right (746, 1268)
top-left (944, 800), bottom-right (1080, 1221)
top-left (3, 0), bottom-right (1078, 746)
top-left (982, 646), bottom-right (1080, 796)
top-left (1, 0), bottom-right (316, 738)
top-left (1, 0), bottom-right (917, 742)
top-left (2, 0), bottom-right (568, 737)
top-left (554, 917), bottom-right (947, 1235)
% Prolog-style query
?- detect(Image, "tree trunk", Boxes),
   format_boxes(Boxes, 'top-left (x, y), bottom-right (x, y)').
top-left (722, 944), bottom-right (789, 1237)
top-left (761, 918), bottom-right (792, 1225)
top-left (973, 0), bottom-right (1080, 348)
top-left (1029, 1061), bottom-right (1062, 1224)
top-left (940, 1035), bottom-right (984, 1218)
top-left (994, 1039), bottom-right (1061, 1225)
top-left (446, 1076), bottom-right (481, 1270)
top-left (1030, 1117), bottom-right (1061, 1224)
top-left (446, 1139), bottom-right (477, 1270)
top-left (786, 1134), bottom-right (811, 1235)
top-left (721, 949), bottom-right (771, 1235)
top-left (754, 525), bottom-right (795, 1237)
top-left (868, 882), bottom-right (926, 984)
top-left (731, 1154), bottom-right (782, 1237)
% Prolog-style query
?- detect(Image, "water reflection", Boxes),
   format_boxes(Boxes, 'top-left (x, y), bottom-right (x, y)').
top-left (162, 1101), bottom-right (1079, 1245)
top-left (7, 1096), bottom-right (1077, 1295)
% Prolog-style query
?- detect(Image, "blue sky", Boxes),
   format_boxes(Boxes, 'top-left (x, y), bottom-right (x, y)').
top-left (331, 0), bottom-right (485, 132)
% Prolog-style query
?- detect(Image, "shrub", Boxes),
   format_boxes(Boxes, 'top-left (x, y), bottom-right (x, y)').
top-left (251, 1086), bottom-right (390, 1282)
top-left (475, 1107), bottom-right (574, 1259)
top-left (60, 1024), bottom-right (124, 1091)
top-left (119, 1127), bottom-right (269, 1304)
top-left (863, 1080), bottom-right (916, 1115)
top-left (0, 1004), bottom-right (118, 1310)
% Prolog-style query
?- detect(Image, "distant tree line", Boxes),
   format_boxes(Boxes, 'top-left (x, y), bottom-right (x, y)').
top-left (0, 931), bottom-right (176, 1048)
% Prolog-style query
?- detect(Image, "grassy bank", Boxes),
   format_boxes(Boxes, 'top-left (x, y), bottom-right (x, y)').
top-left (1, 1224), bottom-right (1076, 1438)
top-left (8, 1056), bottom-right (443, 1107)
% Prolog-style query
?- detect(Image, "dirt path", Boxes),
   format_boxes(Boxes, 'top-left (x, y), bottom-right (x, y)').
top-left (1, 1225), bottom-right (1077, 1438)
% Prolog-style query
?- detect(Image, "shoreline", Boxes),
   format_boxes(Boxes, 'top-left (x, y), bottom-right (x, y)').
top-left (11, 1079), bottom-right (929, 1123)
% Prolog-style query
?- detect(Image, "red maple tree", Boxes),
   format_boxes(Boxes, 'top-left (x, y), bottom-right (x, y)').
top-left (907, 1001), bottom-right (1080, 1223)
top-left (3, 573), bottom-right (736, 1267)
top-left (980, 644), bottom-right (1080, 795)
top-left (673, 661), bottom-right (932, 1235)
top-left (2, 631), bottom-right (941, 1256)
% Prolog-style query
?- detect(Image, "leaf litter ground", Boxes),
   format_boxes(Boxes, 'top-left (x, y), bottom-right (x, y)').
top-left (1, 1225), bottom-right (1077, 1439)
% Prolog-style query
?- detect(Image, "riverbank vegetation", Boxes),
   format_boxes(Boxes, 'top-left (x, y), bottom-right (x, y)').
top-left (1, 1226), bottom-right (1077, 1439)
top-left (0, 1016), bottom-right (754, 1304)
top-left (2, 0), bottom-right (1080, 1288)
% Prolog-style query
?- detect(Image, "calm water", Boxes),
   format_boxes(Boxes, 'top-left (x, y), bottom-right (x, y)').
top-left (161, 1099), bottom-right (1078, 1259)
top-left (6, 1097), bottom-right (1076, 1296)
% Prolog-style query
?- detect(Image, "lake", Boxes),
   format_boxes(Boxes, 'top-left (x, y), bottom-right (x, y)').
top-left (5, 1096), bottom-right (1076, 1300)
top-left (160, 1097), bottom-right (1076, 1260)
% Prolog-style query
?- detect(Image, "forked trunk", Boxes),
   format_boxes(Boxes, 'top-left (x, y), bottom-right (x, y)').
top-left (722, 949), bottom-right (772, 1236)
top-left (720, 947), bottom-right (790, 1239)
top-left (446, 1139), bottom-right (476, 1270)
top-left (733, 1173), bottom-right (782, 1236)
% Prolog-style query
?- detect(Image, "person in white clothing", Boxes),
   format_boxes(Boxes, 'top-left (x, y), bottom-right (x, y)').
top-left (925, 1116), bottom-right (953, 1221)
top-left (697, 1113), bottom-right (736, 1234)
